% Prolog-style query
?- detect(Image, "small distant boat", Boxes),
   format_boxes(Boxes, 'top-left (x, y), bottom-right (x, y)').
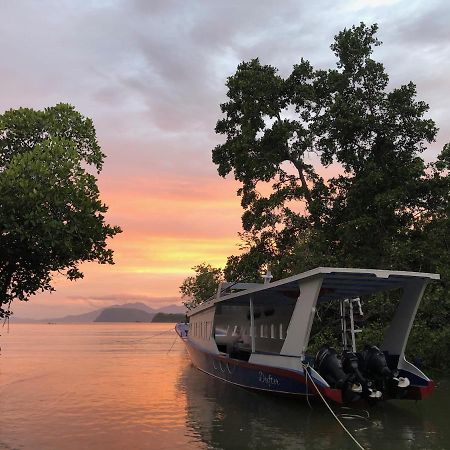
top-left (175, 267), bottom-right (439, 403)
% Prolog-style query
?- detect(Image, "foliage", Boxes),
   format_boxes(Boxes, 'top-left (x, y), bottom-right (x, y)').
top-left (0, 104), bottom-right (121, 318)
top-left (0, 103), bottom-right (104, 172)
top-left (213, 23), bottom-right (447, 282)
top-left (152, 313), bottom-right (186, 323)
top-left (204, 23), bottom-right (450, 370)
top-left (179, 263), bottom-right (223, 310)
top-left (407, 285), bottom-right (450, 371)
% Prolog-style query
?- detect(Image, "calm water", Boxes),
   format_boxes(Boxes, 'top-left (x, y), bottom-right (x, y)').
top-left (1, 324), bottom-right (449, 450)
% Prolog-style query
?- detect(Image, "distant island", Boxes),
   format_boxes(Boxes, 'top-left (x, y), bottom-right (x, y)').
top-left (95, 307), bottom-right (154, 322)
top-left (12, 302), bottom-right (186, 323)
top-left (94, 308), bottom-right (185, 323)
top-left (152, 312), bottom-right (185, 323)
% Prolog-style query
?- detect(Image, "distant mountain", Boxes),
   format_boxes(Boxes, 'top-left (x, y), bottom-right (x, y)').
top-left (49, 310), bottom-right (103, 323)
top-left (10, 309), bottom-right (102, 324)
top-left (12, 302), bottom-right (186, 323)
top-left (95, 307), bottom-right (154, 323)
top-left (152, 312), bottom-right (185, 323)
top-left (109, 302), bottom-right (157, 314)
top-left (155, 304), bottom-right (185, 314)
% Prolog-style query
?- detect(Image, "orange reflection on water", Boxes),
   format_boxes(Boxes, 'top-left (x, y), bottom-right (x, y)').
top-left (0, 323), bottom-right (196, 450)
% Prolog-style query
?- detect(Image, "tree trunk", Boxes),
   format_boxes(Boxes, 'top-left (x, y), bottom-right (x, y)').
top-left (0, 264), bottom-right (14, 317)
top-left (292, 159), bottom-right (313, 208)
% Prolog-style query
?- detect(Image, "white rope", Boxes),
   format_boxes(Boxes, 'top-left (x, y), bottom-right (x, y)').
top-left (166, 334), bottom-right (179, 354)
top-left (113, 328), bottom-right (175, 346)
top-left (305, 368), bottom-right (312, 409)
top-left (303, 364), bottom-right (366, 450)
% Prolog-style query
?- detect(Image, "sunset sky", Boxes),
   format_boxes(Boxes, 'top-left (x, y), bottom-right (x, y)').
top-left (2, 0), bottom-right (449, 319)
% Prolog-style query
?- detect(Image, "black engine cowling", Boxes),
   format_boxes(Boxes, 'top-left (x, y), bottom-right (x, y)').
top-left (315, 346), bottom-right (347, 389)
top-left (314, 344), bottom-right (409, 402)
top-left (315, 346), bottom-right (364, 401)
top-left (358, 345), bottom-right (410, 396)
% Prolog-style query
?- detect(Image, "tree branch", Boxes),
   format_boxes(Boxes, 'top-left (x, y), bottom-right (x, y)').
top-left (292, 159), bottom-right (313, 208)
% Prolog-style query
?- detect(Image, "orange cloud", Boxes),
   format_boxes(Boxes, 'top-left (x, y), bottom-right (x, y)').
top-left (23, 163), bottom-right (345, 318)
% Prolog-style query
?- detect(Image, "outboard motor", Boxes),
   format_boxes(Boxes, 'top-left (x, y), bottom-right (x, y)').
top-left (359, 345), bottom-right (410, 397)
top-left (315, 346), bottom-right (347, 389)
top-left (315, 346), bottom-right (362, 401)
top-left (342, 350), bottom-right (381, 399)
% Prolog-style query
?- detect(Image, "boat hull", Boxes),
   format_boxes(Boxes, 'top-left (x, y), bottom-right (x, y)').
top-left (183, 337), bottom-right (342, 402)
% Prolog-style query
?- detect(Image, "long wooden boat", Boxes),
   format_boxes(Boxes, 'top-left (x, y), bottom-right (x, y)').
top-left (175, 267), bottom-right (439, 403)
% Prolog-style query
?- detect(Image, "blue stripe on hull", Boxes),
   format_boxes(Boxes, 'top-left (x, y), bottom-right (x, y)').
top-left (185, 339), bottom-right (312, 396)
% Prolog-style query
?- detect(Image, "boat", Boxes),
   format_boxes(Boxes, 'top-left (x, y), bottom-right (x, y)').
top-left (175, 267), bottom-right (439, 404)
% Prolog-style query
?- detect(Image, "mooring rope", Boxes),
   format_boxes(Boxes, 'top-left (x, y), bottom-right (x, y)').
top-left (166, 334), bottom-right (179, 354)
top-left (303, 363), bottom-right (367, 450)
top-left (113, 328), bottom-right (175, 345)
top-left (338, 406), bottom-right (370, 421)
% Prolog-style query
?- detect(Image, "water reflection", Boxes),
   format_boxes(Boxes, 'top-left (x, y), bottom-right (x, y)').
top-left (178, 364), bottom-right (357, 449)
top-left (1, 324), bottom-right (448, 450)
top-left (177, 363), bottom-right (449, 450)
top-left (0, 324), bottom-right (195, 450)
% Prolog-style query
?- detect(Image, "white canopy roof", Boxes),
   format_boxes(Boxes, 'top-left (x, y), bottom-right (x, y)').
top-left (188, 267), bottom-right (440, 316)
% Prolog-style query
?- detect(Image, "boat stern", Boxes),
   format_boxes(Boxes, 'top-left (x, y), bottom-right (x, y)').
top-left (175, 322), bottom-right (189, 340)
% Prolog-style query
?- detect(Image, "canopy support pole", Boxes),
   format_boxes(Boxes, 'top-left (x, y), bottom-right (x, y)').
top-left (382, 279), bottom-right (428, 358)
top-left (281, 277), bottom-right (323, 359)
top-left (250, 295), bottom-right (255, 353)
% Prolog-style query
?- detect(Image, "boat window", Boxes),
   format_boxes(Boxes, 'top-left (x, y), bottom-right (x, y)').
top-left (279, 323), bottom-right (283, 339)
top-left (259, 324), bottom-right (270, 338)
top-left (270, 324), bottom-right (275, 339)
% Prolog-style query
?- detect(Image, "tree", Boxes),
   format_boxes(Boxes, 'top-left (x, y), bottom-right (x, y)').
top-left (0, 104), bottom-right (121, 318)
top-left (212, 23), bottom-right (447, 281)
top-left (179, 263), bottom-right (223, 310)
top-left (0, 103), bottom-right (104, 171)
top-left (314, 25), bottom-right (438, 271)
top-left (212, 57), bottom-right (325, 278)
top-left (210, 23), bottom-right (450, 370)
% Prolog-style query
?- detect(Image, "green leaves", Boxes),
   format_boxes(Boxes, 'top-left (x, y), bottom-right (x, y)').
top-left (201, 23), bottom-right (450, 367)
top-left (213, 58), bottom-right (289, 182)
top-left (211, 22), bottom-right (448, 288)
top-left (0, 103), bottom-right (104, 173)
top-left (331, 23), bottom-right (381, 73)
top-left (0, 105), bottom-right (121, 318)
top-left (179, 263), bottom-right (223, 310)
